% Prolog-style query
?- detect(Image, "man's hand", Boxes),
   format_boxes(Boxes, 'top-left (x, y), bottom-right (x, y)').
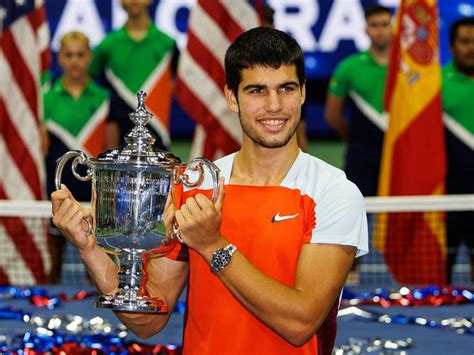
top-left (51, 184), bottom-right (95, 254)
top-left (174, 177), bottom-right (226, 255)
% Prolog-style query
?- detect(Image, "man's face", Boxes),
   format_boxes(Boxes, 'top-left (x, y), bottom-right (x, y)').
top-left (121, 0), bottom-right (151, 17)
top-left (366, 13), bottom-right (392, 50)
top-left (451, 25), bottom-right (474, 74)
top-left (225, 65), bottom-right (305, 149)
top-left (58, 39), bottom-right (91, 80)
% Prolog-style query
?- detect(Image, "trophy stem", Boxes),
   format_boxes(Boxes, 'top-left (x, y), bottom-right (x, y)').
top-left (94, 249), bottom-right (168, 313)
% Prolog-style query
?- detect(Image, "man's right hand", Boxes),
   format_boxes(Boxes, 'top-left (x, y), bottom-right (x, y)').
top-left (51, 184), bottom-right (96, 254)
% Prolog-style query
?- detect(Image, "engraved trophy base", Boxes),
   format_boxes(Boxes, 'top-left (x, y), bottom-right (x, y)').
top-left (93, 249), bottom-right (168, 313)
top-left (95, 293), bottom-right (168, 313)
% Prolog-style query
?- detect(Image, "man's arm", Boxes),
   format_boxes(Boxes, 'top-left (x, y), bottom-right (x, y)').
top-left (324, 94), bottom-right (349, 140)
top-left (206, 241), bottom-right (354, 346)
top-left (51, 186), bottom-right (188, 338)
top-left (175, 181), bottom-right (359, 346)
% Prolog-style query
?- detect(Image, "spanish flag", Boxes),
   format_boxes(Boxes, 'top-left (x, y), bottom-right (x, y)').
top-left (375, 0), bottom-right (446, 285)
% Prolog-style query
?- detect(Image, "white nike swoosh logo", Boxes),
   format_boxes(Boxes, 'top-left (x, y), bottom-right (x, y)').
top-left (272, 213), bottom-right (299, 223)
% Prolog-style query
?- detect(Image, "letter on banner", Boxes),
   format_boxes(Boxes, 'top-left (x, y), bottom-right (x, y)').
top-left (319, 0), bottom-right (369, 52)
top-left (269, 0), bottom-right (318, 52)
top-left (51, 0), bottom-right (105, 51)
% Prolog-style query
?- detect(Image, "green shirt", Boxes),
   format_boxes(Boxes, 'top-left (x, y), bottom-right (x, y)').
top-left (44, 79), bottom-right (110, 136)
top-left (89, 23), bottom-right (175, 149)
top-left (89, 23), bottom-right (175, 92)
top-left (441, 62), bottom-right (474, 192)
top-left (442, 62), bottom-right (474, 135)
top-left (328, 51), bottom-right (388, 196)
top-left (44, 79), bottom-right (110, 200)
top-left (329, 51), bottom-right (387, 113)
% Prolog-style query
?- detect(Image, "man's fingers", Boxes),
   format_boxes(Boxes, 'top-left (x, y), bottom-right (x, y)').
top-left (184, 196), bottom-right (202, 215)
top-left (166, 188), bottom-right (175, 206)
top-left (214, 177), bottom-right (226, 212)
top-left (69, 208), bottom-right (92, 234)
top-left (54, 197), bottom-right (73, 221)
top-left (58, 199), bottom-right (80, 227)
top-left (51, 188), bottom-right (71, 213)
top-left (51, 184), bottom-right (81, 215)
top-left (174, 210), bottom-right (185, 229)
top-left (62, 184), bottom-right (81, 205)
top-left (180, 203), bottom-right (192, 220)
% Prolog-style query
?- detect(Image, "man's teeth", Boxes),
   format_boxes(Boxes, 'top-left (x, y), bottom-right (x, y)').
top-left (263, 120), bottom-right (284, 126)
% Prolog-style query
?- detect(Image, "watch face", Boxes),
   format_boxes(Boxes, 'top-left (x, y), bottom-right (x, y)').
top-left (212, 249), bottom-right (231, 271)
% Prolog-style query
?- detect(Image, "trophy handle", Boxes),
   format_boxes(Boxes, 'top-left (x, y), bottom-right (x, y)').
top-left (55, 150), bottom-right (94, 189)
top-left (171, 158), bottom-right (220, 243)
top-left (55, 150), bottom-right (94, 235)
top-left (179, 158), bottom-right (221, 202)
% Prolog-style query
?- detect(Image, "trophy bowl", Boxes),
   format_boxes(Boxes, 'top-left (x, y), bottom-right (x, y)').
top-left (55, 91), bottom-right (219, 313)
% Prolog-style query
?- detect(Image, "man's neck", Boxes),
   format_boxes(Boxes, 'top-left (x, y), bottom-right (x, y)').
top-left (125, 15), bottom-right (150, 41)
top-left (62, 76), bottom-right (88, 99)
top-left (369, 46), bottom-right (390, 65)
top-left (230, 139), bottom-right (300, 186)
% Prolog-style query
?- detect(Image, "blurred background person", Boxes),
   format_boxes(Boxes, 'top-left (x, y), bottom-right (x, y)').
top-left (324, 4), bottom-right (392, 197)
top-left (43, 31), bottom-right (117, 283)
top-left (89, 0), bottom-right (178, 150)
top-left (324, 4), bottom-right (392, 284)
top-left (442, 17), bottom-right (474, 284)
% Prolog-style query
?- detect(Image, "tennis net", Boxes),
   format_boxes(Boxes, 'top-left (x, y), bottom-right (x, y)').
top-left (0, 194), bottom-right (473, 286)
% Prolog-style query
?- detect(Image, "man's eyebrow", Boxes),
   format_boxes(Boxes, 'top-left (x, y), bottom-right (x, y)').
top-left (279, 81), bottom-right (300, 88)
top-left (242, 84), bottom-right (266, 92)
top-left (241, 81), bottom-right (300, 91)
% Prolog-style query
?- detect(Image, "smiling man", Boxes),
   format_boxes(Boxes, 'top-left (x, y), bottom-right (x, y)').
top-left (51, 27), bottom-right (368, 354)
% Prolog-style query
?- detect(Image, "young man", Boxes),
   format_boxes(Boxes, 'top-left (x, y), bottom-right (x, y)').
top-left (89, 0), bottom-right (177, 149)
top-left (324, 5), bottom-right (392, 197)
top-left (442, 17), bottom-right (474, 283)
top-left (51, 27), bottom-right (368, 354)
top-left (44, 31), bottom-right (118, 283)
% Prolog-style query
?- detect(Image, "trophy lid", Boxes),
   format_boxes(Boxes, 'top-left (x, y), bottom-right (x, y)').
top-left (92, 91), bottom-right (181, 167)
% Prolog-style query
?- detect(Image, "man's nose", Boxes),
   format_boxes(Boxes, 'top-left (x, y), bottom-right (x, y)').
top-left (264, 90), bottom-right (283, 113)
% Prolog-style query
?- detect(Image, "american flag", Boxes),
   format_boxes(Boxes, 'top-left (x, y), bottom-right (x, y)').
top-left (175, 0), bottom-right (260, 160)
top-left (0, 0), bottom-right (51, 284)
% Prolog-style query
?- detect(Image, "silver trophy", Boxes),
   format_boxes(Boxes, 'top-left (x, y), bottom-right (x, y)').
top-left (55, 91), bottom-right (219, 313)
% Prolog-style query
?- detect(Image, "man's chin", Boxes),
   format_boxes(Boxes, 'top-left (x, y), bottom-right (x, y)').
top-left (257, 137), bottom-right (292, 149)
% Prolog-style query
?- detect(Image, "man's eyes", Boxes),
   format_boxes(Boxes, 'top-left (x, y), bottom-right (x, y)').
top-left (250, 88), bottom-right (265, 94)
top-left (248, 85), bottom-right (297, 94)
top-left (280, 85), bottom-right (296, 93)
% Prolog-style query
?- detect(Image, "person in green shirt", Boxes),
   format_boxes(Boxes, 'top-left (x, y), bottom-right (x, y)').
top-left (324, 5), bottom-right (392, 284)
top-left (442, 17), bottom-right (474, 284)
top-left (89, 0), bottom-right (178, 150)
top-left (44, 31), bottom-right (118, 283)
top-left (324, 4), bottom-right (392, 198)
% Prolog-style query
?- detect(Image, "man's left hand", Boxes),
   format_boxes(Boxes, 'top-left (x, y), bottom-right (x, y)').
top-left (174, 177), bottom-right (226, 255)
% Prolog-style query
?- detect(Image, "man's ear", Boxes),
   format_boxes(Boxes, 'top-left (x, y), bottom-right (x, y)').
top-left (301, 83), bottom-right (306, 105)
top-left (224, 85), bottom-right (239, 113)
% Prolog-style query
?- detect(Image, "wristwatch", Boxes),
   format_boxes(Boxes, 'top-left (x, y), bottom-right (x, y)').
top-left (210, 244), bottom-right (237, 273)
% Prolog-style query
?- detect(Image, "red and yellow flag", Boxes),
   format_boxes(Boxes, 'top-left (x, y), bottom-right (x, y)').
top-left (375, 0), bottom-right (446, 285)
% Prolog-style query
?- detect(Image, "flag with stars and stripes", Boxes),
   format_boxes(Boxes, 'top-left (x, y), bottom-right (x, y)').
top-left (0, 0), bottom-right (51, 284)
top-left (175, 0), bottom-right (260, 160)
